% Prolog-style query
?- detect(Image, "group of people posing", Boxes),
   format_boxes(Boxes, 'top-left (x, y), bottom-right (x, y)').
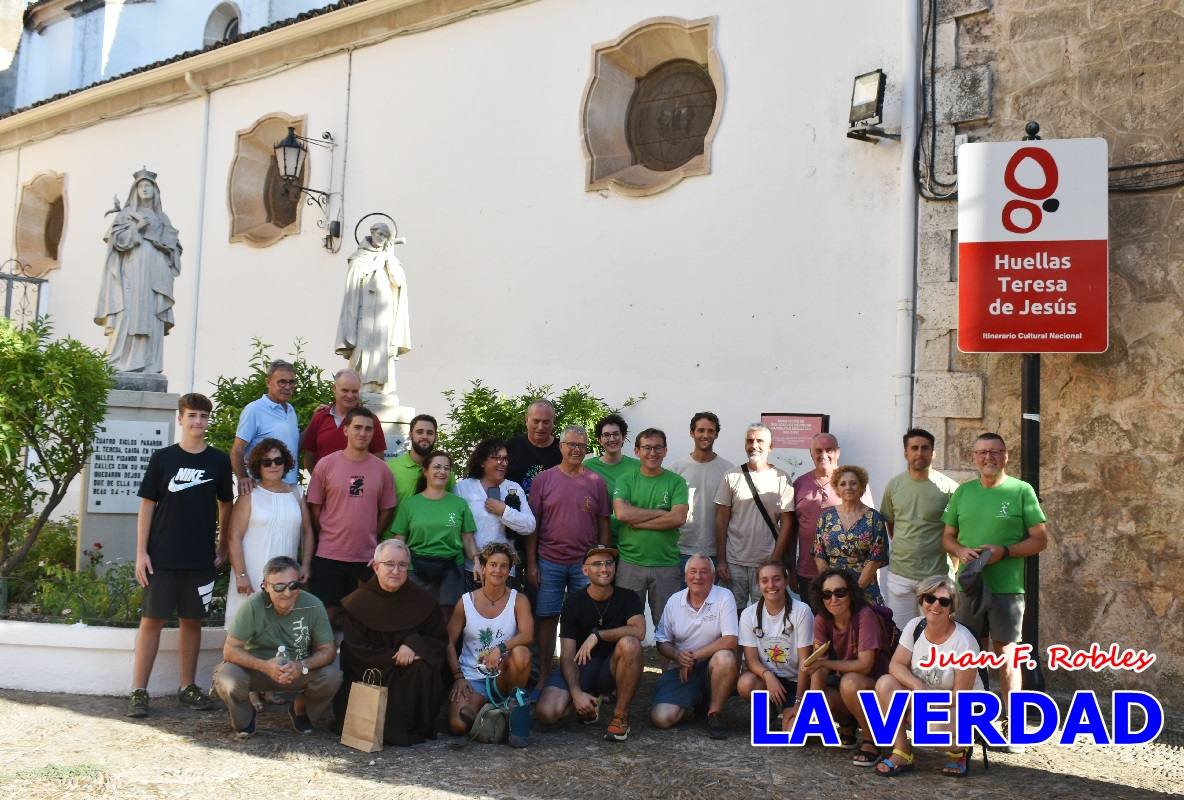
top-left (127, 360), bottom-right (1049, 776)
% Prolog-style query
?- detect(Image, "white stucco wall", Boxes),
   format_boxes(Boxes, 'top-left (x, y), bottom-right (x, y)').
top-left (1, 0), bottom-right (908, 493)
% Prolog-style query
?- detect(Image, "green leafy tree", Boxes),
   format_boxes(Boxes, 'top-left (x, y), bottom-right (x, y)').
top-left (207, 338), bottom-right (334, 455)
top-left (438, 380), bottom-right (645, 463)
top-left (0, 318), bottom-right (113, 577)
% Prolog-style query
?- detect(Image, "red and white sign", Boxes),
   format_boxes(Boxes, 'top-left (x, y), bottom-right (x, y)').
top-left (957, 138), bottom-right (1108, 353)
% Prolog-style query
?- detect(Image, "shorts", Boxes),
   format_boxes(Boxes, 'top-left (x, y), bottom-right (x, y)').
top-left (961, 591), bottom-right (1025, 643)
top-left (142, 568), bottom-right (216, 620)
top-left (726, 563), bottom-right (762, 610)
top-left (544, 656), bottom-right (615, 696)
top-left (615, 561), bottom-right (680, 628)
top-left (410, 553), bottom-right (464, 606)
top-left (536, 558), bottom-right (589, 617)
top-left (764, 675), bottom-right (799, 710)
top-left (308, 556), bottom-right (368, 610)
top-left (881, 569), bottom-right (924, 626)
top-left (653, 661), bottom-right (715, 710)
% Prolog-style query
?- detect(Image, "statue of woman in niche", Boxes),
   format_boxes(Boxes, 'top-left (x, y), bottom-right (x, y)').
top-left (93, 168), bottom-right (181, 374)
top-left (335, 222), bottom-right (411, 394)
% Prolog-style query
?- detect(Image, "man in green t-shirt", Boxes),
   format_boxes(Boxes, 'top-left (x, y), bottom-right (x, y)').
top-left (213, 556), bottom-right (341, 738)
top-left (879, 427), bottom-right (960, 625)
top-left (942, 432), bottom-right (1048, 727)
top-left (584, 413), bottom-right (640, 548)
top-left (385, 413), bottom-right (455, 508)
top-left (613, 428), bottom-right (689, 630)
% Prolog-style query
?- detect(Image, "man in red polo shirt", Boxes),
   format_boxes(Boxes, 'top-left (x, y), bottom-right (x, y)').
top-left (301, 369), bottom-right (387, 470)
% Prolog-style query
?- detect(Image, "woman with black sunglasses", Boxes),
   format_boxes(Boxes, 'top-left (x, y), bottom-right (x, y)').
top-left (799, 567), bottom-right (892, 767)
top-left (872, 575), bottom-right (984, 778)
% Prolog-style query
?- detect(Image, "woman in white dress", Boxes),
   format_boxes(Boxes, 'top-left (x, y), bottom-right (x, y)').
top-left (226, 439), bottom-right (314, 709)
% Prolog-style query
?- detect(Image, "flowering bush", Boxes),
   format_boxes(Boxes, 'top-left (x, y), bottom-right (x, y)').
top-left (34, 545), bottom-right (141, 626)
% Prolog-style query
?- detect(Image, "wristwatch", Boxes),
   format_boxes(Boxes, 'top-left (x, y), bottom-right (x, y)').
top-left (237, 571), bottom-right (247, 578)
top-left (590, 628), bottom-right (601, 642)
top-left (300, 661), bottom-right (309, 676)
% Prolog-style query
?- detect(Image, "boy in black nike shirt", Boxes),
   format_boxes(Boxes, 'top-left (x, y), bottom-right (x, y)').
top-left (128, 393), bottom-right (233, 718)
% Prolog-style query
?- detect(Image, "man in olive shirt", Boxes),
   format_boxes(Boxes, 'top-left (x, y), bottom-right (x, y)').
top-left (942, 431), bottom-right (1048, 741)
top-left (613, 428), bottom-right (689, 630)
top-left (386, 413), bottom-right (453, 505)
top-left (879, 427), bottom-right (960, 624)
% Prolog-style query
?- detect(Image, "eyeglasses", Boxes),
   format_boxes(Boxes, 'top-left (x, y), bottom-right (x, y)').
top-left (820, 587), bottom-right (850, 601)
top-left (586, 559), bottom-right (616, 569)
top-left (274, 379), bottom-right (297, 387)
top-left (377, 561), bottom-right (410, 572)
top-left (638, 444), bottom-right (666, 453)
top-left (921, 593), bottom-right (952, 608)
top-left (973, 449), bottom-right (1006, 457)
top-left (599, 432), bottom-right (622, 440)
top-left (259, 457), bottom-right (286, 468)
top-left (266, 580), bottom-right (301, 593)
top-left (561, 442), bottom-right (588, 450)
top-left (486, 455), bottom-right (509, 463)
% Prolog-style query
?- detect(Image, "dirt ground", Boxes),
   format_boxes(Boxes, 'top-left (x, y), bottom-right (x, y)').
top-left (1, 672), bottom-right (1181, 800)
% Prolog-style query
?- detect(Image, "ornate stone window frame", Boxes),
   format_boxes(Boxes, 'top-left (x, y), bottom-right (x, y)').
top-left (227, 112), bottom-right (305, 247)
top-left (204, 2), bottom-right (242, 47)
top-left (15, 170), bottom-right (67, 277)
top-left (581, 16), bottom-right (724, 196)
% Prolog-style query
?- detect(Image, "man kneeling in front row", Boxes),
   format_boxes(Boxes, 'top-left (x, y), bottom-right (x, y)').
top-left (535, 546), bottom-right (645, 741)
top-left (213, 556), bottom-right (342, 737)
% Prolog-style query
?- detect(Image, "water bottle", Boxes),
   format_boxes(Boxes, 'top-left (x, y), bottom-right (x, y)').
top-left (275, 645), bottom-right (289, 666)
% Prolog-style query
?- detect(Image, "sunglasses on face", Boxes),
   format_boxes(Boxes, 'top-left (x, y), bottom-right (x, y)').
top-left (259, 457), bottom-right (286, 468)
top-left (921, 593), bottom-right (953, 608)
top-left (586, 559), bottom-right (616, 569)
top-left (820, 587), bottom-right (850, 601)
top-left (265, 580), bottom-right (301, 593)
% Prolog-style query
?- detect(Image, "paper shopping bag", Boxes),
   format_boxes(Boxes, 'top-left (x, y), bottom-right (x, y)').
top-left (340, 668), bottom-right (387, 752)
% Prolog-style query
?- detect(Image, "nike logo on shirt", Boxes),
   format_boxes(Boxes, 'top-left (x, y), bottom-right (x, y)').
top-left (168, 467), bottom-right (213, 493)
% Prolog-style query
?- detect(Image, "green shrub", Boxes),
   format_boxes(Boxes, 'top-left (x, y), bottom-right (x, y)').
top-left (438, 381), bottom-right (645, 463)
top-left (207, 338), bottom-right (334, 455)
top-left (5, 515), bottom-right (78, 604)
top-left (34, 555), bottom-right (141, 626)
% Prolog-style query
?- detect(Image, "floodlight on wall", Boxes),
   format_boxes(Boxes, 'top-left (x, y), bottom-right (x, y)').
top-left (846, 69), bottom-right (899, 143)
top-left (273, 126), bottom-right (343, 251)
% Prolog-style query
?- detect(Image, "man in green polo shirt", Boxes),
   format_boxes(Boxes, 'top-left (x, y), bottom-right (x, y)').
top-left (942, 431), bottom-right (1048, 743)
top-left (584, 413), bottom-right (640, 548)
top-left (385, 413), bottom-right (455, 507)
top-left (613, 427), bottom-right (689, 631)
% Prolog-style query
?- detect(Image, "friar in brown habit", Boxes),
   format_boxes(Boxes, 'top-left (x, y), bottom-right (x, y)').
top-left (335, 540), bottom-right (449, 745)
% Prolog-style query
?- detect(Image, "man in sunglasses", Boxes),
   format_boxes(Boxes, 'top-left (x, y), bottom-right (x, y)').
top-left (942, 432), bottom-right (1048, 751)
top-left (214, 556), bottom-right (342, 738)
top-left (535, 546), bottom-right (645, 741)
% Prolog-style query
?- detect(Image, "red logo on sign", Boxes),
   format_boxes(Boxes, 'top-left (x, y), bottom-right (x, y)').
top-left (1001, 147), bottom-right (1061, 234)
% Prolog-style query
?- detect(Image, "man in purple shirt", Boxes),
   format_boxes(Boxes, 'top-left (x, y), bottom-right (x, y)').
top-left (526, 425), bottom-right (611, 690)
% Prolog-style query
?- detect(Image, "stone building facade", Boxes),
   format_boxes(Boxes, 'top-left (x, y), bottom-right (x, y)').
top-left (914, 0), bottom-right (1183, 708)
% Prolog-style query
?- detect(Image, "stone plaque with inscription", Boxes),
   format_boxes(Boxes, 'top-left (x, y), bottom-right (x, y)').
top-left (87, 419), bottom-right (168, 514)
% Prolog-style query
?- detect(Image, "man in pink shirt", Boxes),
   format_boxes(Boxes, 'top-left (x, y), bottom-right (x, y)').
top-left (306, 407), bottom-right (397, 627)
top-left (526, 425), bottom-right (611, 690)
top-left (789, 432), bottom-right (872, 608)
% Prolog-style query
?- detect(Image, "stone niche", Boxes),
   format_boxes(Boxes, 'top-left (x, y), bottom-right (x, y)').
top-left (15, 171), bottom-right (66, 277)
top-left (582, 17), bottom-right (724, 196)
top-left (227, 113), bottom-right (305, 247)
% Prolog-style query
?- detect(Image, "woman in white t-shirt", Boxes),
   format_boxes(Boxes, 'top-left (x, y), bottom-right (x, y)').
top-left (737, 559), bottom-right (814, 728)
top-left (873, 575), bottom-right (984, 778)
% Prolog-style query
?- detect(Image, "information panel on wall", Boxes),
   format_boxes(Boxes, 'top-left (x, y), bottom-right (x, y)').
top-left (86, 420), bottom-right (168, 514)
top-left (957, 137), bottom-right (1109, 353)
top-left (760, 412), bottom-right (829, 479)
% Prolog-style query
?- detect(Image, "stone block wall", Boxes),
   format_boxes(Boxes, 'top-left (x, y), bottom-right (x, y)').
top-left (915, 0), bottom-right (1184, 708)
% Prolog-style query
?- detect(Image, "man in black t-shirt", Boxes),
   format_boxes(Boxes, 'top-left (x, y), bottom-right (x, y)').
top-left (127, 393), bottom-right (234, 719)
top-left (536, 546), bottom-right (645, 741)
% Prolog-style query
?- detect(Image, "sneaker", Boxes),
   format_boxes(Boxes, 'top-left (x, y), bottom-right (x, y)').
top-left (706, 712), bottom-right (728, 740)
top-left (604, 711), bottom-right (630, 742)
top-left (288, 701), bottom-right (313, 734)
top-left (127, 688), bottom-right (150, 718)
top-left (178, 684), bottom-right (214, 711)
top-left (235, 711), bottom-right (257, 739)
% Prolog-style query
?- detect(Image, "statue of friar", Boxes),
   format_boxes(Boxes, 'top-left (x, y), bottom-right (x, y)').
top-left (93, 168), bottom-right (181, 375)
top-left (335, 222), bottom-right (411, 394)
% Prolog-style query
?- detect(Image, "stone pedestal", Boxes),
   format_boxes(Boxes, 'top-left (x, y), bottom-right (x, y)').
top-left (113, 372), bottom-right (168, 392)
top-left (362, 392), bottom-right (415, 458)
top-left (77, 389), bottom-right (178, 570)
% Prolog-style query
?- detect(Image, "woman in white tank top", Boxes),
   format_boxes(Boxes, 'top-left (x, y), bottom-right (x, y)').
top-left (446, 542), bottom-right (534, 736)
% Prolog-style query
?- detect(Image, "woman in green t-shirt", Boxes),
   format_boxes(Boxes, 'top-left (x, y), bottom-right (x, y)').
top-left (392, 451), bottom-right (477, 616)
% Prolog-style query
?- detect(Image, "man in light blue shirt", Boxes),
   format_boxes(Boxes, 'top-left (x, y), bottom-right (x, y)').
top-left (230, 359), bottom-right (300, 490)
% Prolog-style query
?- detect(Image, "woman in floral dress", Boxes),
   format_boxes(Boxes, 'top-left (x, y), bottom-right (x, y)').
top-left (812, 465), bottom-right (889, 605)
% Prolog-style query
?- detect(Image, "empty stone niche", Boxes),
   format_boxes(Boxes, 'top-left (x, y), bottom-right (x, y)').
top-left (582, 17), bottom-right (724, 196)
top-left (228, 113), bottom-right (305, 247)
top-left (15, 171), bottom-right (66, 278)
